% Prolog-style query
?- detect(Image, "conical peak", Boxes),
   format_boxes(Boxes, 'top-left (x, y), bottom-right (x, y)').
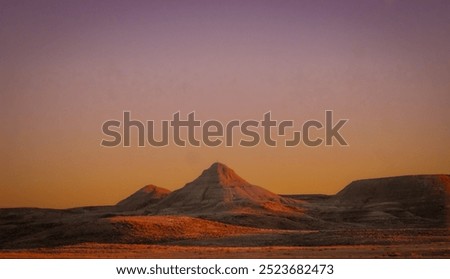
top-left (195, 162), bottom-right (249, 186)
top-left (139, 184), bottom-right (157, 193)
top-left (206, 162), bottom-right (233, 174)
top-left (154, 162), bottom-right (284, 214)
top-left (139, 184), bottom-right (171, 194)
top-left (210, 162), bottom-right (226, 169)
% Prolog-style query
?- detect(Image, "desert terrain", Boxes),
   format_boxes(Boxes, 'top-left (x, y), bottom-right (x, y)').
top-left (0, 162), bottom-right (449, 258)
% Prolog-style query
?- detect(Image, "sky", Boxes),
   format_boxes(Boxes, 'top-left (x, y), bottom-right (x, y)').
top-left (1, 0), bottom-right (449, 208)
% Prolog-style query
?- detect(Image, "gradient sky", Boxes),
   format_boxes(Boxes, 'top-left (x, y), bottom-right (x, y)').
top-left (1, 0), bottom-right (449, 208)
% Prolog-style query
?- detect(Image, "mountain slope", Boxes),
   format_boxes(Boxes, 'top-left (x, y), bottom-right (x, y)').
top-left (149, 162), bottom-right (303, 218)
top-left (116, 185), bottom-right (171, 211)
top-left (326, 175), bottom-right (450, 227)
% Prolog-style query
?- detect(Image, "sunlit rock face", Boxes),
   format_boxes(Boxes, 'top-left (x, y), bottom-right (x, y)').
top-left (151, 162), bottom-right (295, 215)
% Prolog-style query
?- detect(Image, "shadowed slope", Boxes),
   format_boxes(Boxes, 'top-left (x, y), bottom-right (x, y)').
top-left (327, 175), bottom-right (450, 227)
top-left (116, 185), bottom-right (171, 211)
top-left (0, 215), bottom-right (276, 249)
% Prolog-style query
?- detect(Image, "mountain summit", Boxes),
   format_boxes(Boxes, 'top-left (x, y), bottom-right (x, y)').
top-left (151, 162), bottom-right (291, 214)
top-left (192, 162), bottom-right (251, 187)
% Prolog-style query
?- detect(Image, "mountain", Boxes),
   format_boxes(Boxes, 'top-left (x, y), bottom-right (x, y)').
top-left (1, 164), bottom-right (449, 251)
top-left (116, 165), bottom-right (449, 228)
top-left (149, 162), bottom-right (301, 216)
top-left (116, 185), bottom-right (171, 211)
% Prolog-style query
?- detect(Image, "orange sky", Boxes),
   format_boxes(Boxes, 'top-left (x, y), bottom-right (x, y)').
top-left (1, 0), bottom-right (449, 208)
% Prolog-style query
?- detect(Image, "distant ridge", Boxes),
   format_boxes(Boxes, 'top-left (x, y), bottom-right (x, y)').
top-left (330, 174), bottom-right (450, 226)
top-left (334, 175), bottom-right (450, 207)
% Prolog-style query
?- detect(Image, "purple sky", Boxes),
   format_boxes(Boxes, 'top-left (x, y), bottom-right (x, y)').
top-left (1, 0), bottom-right (449, 208)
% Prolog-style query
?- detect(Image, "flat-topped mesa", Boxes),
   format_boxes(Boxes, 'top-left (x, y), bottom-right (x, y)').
top-left (332, 174), bottom-right (450, 225)
top-left (335, 175), bottom-right (450, 203)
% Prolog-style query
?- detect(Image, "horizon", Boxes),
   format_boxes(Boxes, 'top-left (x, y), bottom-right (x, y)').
top-left (1, 0), bottom-right (450, 208)
top-left (1, 161), bottom-right (449, 209)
